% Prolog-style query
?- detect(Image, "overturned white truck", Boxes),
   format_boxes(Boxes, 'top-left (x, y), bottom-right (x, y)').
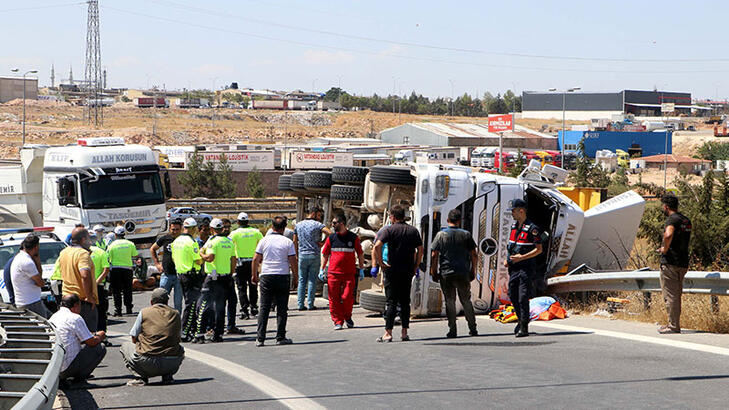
top-left (280, 160), bottom-right (645, 316)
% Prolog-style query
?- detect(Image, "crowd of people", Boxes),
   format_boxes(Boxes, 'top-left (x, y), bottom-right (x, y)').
top-left (2, 193), bottom-right (691, 388)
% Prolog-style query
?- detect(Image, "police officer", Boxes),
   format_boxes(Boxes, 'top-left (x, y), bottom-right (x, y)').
top-left (171, 217), bottom-right (204, 342)
top-left (92, 225), bottom-right (108, 250)
top-left (504, 198), bottom-right (546, 338)
top-left (194, 218), bottom-right (237, 343)
top-left (229, 212), bottom-right (263, 319)
top-left (89, 232), bottom-right (110, 342)
top-left (106, 226), bottom-right (138, 316)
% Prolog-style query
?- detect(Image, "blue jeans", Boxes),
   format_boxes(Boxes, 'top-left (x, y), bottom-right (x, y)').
top-left (297, 255), bottom-right (320, 309)
top-left (160, 273), bottom-right (183, 312)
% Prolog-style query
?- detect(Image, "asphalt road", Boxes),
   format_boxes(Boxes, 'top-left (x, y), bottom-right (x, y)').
top-left (59, 291), bottom-right (729, 410)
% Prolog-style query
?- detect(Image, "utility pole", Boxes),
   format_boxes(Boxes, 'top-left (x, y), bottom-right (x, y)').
top-left (11, 68), bottom-right (38, 146)
top-left (449, 79), bottom-right (454, 117)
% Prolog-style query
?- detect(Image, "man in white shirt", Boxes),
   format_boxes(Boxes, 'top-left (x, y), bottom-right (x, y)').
top-left (252, 216), bottom-right (298, 347)
top-left (49, 294), bottom-right (107, 383)
top-left (10, 235), bottom-right (49, 318)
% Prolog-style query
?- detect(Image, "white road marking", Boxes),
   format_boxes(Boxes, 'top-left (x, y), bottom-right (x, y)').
top-left (532, 322), bottom-right (729, 357)
top-left (109, 332), bottom-right (324, 410)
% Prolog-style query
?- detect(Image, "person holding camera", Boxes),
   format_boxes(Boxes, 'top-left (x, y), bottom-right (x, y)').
top-left (430, 209), bottom-right (478, 338)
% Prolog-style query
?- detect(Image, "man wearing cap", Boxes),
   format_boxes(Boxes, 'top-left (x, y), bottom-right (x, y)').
top-left (92, 225), bottom-right (107, 250)
top-left (121, 288), bottom-right (185, 386)
top-left (293, 206), bottom-right (331, 311)
top-left (151, 219), bottom-right (183, 312)
top-left (193, 218), bottom-right (237, 343)
top-left (89, 232), bottom-right (111, 338)
top-left (171, 218), bottom-right (204, 342)
top-left (107, 226), bottom-right (138, 316)
top-left (504, 198), bottom-right (546, 338)
top-left (229, 212), bottom-right (263, 320)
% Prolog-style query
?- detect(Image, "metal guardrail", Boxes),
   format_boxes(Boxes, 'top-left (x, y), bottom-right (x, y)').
top-left (547, 271), bottom-right (729, 295)
top-left (0, 305), bottom-right (62, 410)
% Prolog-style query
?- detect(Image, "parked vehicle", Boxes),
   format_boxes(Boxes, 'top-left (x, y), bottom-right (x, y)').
top-left (135, 97), bottom-right (169, 108)
top-left (166, 207), bottom-right (212, 225)
top-left (0, 227), bottom-right (66, 310)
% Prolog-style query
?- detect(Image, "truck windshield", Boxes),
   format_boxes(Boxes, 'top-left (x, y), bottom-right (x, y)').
top-left (81, 172), bottom-right (164, 209)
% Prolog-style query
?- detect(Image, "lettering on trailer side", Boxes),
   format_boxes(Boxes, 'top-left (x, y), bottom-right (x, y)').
top-left (0, 185), bottom-right (16, 194)
top-left (558, 223), bottom-right (577, 259)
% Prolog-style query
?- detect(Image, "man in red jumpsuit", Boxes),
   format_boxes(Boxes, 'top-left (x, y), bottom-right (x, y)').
top-left (321, 213), bottom-right (365, 330)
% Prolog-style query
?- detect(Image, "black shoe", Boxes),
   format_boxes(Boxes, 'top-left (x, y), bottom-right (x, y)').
top-left (240, 311), bottom-right (250, 320)
top-left (514, 323), bottom-right (521, 335)
top-left (161, 375), bottom-right (174, 385)
top-left (515, 322), bottom-right (529, 338)
top-left (469, 329), bottom-right (478, 337)
top-left (181, 336), bottom-right (192, 343)
top-left (211, 336), bottom-right (224, 343)
top-left (345, 319), bottom-right (354, 328)
top-left (255, 340), bottom-right (264, 347)
top-left (298, 306), bottom-right (308, 311)
top-left (226, 327), bottom-right (245, 335)
top-left (251, 308), bottom-right (259, 316)
top-left (275, 338), bottom-right (293, 345)
top-left (126, 308), bottom-right (133, 315)
top-left (191, 336), bottom-right (205, 344)
top-left (446, 331), bottom-right (457, 338)
top-left (308, 306), bottom-right (317, 311)
top-left (113, 311), bottom-right (122, 317)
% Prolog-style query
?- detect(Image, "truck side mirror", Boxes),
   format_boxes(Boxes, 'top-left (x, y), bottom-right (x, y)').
top-left (162, 170), bottom-right (172, 199)
top-left (57, 176), bottom-right (79, 206)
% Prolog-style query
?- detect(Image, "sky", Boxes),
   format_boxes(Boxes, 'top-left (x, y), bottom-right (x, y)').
top-left (2, 0), bottom-right (729, 100)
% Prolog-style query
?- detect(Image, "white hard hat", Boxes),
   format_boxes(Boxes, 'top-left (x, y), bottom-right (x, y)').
top-left (367, 214), bottom-right (383, 230)
top-left (183, 217), bottom-right (197, 228)
top-left (113, 225), bottom-right (126, 235)
top-left (210, 218), bottom-right (224, 229)
top-left (92, 224), bottom-right (105, 232)
top-left (237, 212), bottom-right (249, 221)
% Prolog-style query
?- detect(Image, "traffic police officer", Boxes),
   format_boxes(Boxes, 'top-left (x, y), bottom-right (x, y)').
top-left (504, 198), bottom-right (546, 338)
top-left (194, 218), bottom-right (237, 343)
top-left (229, 212), bottom-right (263, 319)
top-left (106, 226), bottom-right (138, 316)
top-left (171, 217), bottom-right (204, 342)
top-left (89, 233), bottom-right (111, 340)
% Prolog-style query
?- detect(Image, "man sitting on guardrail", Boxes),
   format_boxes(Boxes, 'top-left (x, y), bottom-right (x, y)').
top-left (121, 288), bottom-right (185, 386)
top-left (49, 294), bottom-right (107, 385)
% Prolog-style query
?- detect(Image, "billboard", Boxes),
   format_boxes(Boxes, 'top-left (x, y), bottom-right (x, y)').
top-left (189, 151), bottom-right (275, 171)
top-left (289, 151), bottom-right (354, 169)
top-left (155, 146), bottom-right (195, 164)
top-left (488, 114), bottom-right (513, 133)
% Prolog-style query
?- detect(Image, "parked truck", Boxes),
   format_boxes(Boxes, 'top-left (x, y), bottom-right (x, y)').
top-left (135, 97), bottom-right (169, 108)
top-left (0, 138), bottom-right (170, 256)
top-left (288, 160), bottom-right (645, 316)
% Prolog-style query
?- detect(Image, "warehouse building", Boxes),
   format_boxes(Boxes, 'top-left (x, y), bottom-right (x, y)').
top-left (558, 130), bottom-right (672, 158)
top-left (379, 122), bottom-right (558, 150)
top-left (522, 90), bottom-right (698, 120)
top-left (0, 76), bottom-right (38, 103)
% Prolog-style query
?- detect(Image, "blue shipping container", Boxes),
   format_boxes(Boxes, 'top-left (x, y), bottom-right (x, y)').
top-left (558, 131), bottom-right (671, 158)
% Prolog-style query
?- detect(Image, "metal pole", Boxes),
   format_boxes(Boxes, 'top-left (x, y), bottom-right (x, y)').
top-left (664, 130), bottom-right (669, 189)
top-left (561, 91), bottom-right (566, 168)
top-left (498, 131), bottom-right (503, 174)
top-left (22, 73), bottom-right (27, 146)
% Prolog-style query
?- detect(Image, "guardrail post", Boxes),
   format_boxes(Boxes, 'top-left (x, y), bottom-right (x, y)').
top-left (711, 295), bottom-right (720, 314)
top-left (642, 292), bottom-right (651, 311)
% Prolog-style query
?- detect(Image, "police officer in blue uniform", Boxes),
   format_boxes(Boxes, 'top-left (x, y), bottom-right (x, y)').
top-left (504, 198), bottom-right (546, 338)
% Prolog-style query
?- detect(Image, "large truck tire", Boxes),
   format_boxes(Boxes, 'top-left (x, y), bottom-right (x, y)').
top-left (278, 175), bottom-right (293, 191)
top-left (332, 166), bottom-right (368, 185)
top-left (369, 165), bottom-right (416, 186)
top-left (291, 172), bottom-right (306, 192)
top-left (304, 170), bottom-right (333, 190)
top-left (360, 289), bottom-right (386, 313)
top-left (330, 184), bottom-right (364, 202)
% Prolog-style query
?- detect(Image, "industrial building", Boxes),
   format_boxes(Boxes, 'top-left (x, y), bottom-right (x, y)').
top-left (0, 76), bottom-right (38, 103)
top-left (559, 130), bottom-right (672, 158)
top-left (379, 122), bottom-right (558, 150)
top-left (630, 154), bottom-right (710, 174)
top-left (522, 90), bottom-right (701, 120)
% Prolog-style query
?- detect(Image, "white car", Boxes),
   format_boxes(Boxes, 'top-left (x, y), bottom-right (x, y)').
top-left (0, 228), bottom-right (66, 308)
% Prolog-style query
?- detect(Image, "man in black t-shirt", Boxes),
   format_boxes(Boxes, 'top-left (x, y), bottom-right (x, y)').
top-left (151, 219), bottom-right (183, 312)
top-left (657, 195), bottom-right (692, 334)
top-left (373, 205), bottom-right (423, 343)
top-left (431, 208), bottom-right (478, 338)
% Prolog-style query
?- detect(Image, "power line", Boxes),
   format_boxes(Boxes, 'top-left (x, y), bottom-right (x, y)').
top-left (102, 5), bottom-right (729, 75)
top-left (148, 0), bottom-right (729, 64)
top-left (0, 2), bottom-right (85, 13)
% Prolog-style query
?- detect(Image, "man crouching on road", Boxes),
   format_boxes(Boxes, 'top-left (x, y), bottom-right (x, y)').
top-left (121, 288), bottom-right (185, 386)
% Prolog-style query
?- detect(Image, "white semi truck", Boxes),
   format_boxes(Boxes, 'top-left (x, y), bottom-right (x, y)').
top-left (286, 161), bottom-right (645, 316)
top-left (0, 138), bottom-right (170, 255)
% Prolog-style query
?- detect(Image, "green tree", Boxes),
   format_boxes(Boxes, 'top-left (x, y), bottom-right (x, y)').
top-left (245, 167), bottom-right (265, 198)
top-left (508, 149), bottom-right (525, 177)
top-left (213, 154), bottom-right (237, 198)
top-left (568, 138), bottom-right (610, 188)
top-left (697, 141), bottom-right (729, 161)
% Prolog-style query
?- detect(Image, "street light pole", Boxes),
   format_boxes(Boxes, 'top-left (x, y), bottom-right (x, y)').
top-left (12, 68), bottom-right (37, 146)
top-left (448, 79), bottom-right (454, 117)
top-left (550, 86), bottom-right (580, 168)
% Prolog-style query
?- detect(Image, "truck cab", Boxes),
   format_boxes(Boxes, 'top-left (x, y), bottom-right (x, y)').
top-left (350, 161), bottom-right (645, 316)
top-left (1, 138), bottom-right (169, 256)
